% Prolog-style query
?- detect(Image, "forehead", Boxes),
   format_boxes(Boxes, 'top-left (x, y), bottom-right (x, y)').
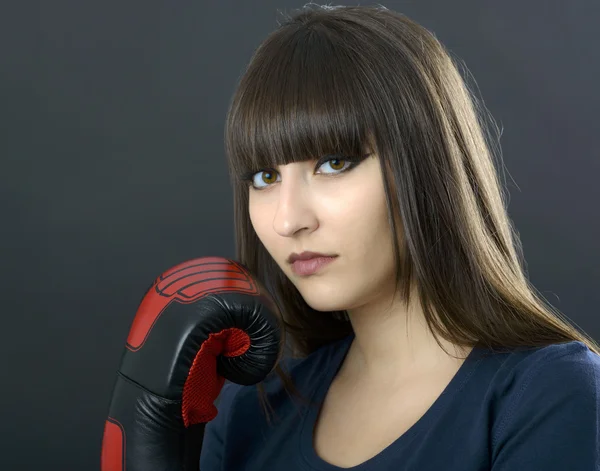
top-left (225, 29), bottom-right (379, 180)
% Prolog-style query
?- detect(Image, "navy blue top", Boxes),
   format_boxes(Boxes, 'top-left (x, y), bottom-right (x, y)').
top-left (200, 332), bottom-right (600, 470)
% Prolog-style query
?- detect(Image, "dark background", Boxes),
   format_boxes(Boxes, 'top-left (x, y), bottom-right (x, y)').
top-left (1, 1), bottom-right (598, 469)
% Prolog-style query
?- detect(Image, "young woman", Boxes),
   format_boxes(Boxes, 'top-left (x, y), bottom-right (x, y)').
top-left (201, 5), bottom-right (600, 470)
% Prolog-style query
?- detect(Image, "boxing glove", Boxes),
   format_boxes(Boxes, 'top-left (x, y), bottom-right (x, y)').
top-left (100, 256), bottom-right (282, 471)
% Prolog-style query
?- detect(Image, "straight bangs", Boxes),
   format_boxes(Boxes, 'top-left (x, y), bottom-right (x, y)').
top-left (225, 25), bottom-right (378, 182)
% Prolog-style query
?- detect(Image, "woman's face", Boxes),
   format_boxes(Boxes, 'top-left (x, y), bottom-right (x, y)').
top-left (248, 152), bottom-right (398, 313)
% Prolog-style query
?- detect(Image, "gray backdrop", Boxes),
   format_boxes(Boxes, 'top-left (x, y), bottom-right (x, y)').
top-left (1, 1), bottom-right (598, 470)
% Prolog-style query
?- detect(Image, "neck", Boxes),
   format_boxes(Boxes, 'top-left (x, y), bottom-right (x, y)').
top-left (341, 285), bottom-right (471, 384)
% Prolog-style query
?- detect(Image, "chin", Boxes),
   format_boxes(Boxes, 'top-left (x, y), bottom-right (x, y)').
top-left (296, 287), bottom-right (350, 313)
top-left (304, 300), bottom-right (345, 313)
top-left (281, 267), bottom-right (350, 308)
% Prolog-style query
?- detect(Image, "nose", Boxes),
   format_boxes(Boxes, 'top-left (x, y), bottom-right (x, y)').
top-left (272, 170), bottom-right (318, 237)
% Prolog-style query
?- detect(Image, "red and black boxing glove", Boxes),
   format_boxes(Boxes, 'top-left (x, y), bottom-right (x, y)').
top-left (100, 256), bottom-right (283, 471)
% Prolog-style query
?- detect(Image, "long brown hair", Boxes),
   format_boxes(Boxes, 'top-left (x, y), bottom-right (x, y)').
top-left (223, 4), bottom-right (600, 423)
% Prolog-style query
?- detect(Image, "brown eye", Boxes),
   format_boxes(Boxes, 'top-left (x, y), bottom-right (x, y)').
top-left (327, 158), bottom-right (346, 171)
top-left (261, 171), bottom-right (277, 184)
top-left (319, 157), bottom-right (352, 174)
top-left (248, 154), bottom-right (362, 190)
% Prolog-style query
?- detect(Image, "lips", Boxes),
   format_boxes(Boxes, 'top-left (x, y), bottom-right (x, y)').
top-left (290, 255), bottom-right (337, 276)
top-left (287, 251), bottom-right (337, 264)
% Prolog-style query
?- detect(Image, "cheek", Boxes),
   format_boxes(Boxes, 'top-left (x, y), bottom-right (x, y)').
top-left (333, 182), bottom-right (389, 235)
top-left (248, 197), bottom-right (281, 262)
top-left (248, 199), bottom-right (268, 242)
top-left (339, 196), bottom-right (393, 277)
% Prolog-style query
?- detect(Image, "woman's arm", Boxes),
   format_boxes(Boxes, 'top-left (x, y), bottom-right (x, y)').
top-left (199, 381), bottom-right (242, 470)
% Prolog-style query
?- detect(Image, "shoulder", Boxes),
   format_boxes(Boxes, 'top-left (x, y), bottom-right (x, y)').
top-left (490, 340), bottom-right (600, 446)
top-left (482, 340), bottom-right (600, 392)
top-left (502, 340), bottom-right (599, 393)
